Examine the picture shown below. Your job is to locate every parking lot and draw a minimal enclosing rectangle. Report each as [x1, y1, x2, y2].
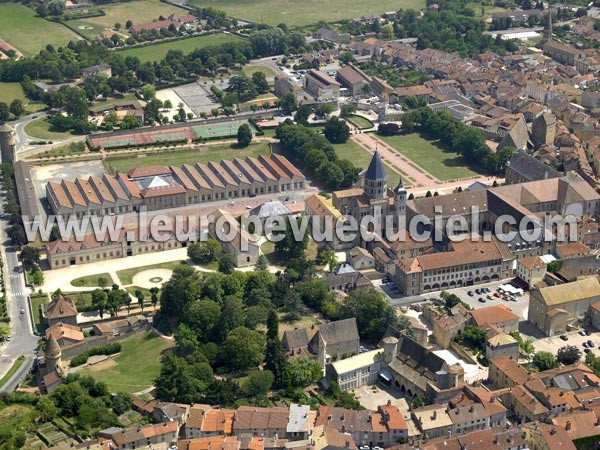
[380, 279, 531, 321]
[530, 329, 600, 356]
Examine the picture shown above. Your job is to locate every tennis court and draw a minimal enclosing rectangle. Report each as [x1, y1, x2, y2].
[102, 137, 136, 148]
[152, 132, 187, 142]
[191, 121, 257, 139]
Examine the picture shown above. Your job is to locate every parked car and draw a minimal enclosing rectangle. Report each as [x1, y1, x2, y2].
[484, 288, 491, 293]
[586, 330, 592, 336]
[475, 289, 482, 295]
[468, 291, 474, 297]
[588, 340, 595, 348]
[579, 330, 587, 336]
[583, 341, 589, 348]
[478, 298, 486, 303]
[494, 292, 501, 298]
[560, 335, 569, 341]
[486, 295, 493, 300]
[584, 348, 591, 354]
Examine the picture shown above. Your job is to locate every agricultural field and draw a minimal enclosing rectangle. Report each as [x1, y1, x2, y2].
[188, 0, 425, 26]
[334, 140, 402, 187]
[77, 331, 174, 393]
[79, 0, 188, 29]
[117, 33, 243, 63]
[378, 133, 480, 181]
[104, 141, 271, 174]
[0, 3, 81, 56]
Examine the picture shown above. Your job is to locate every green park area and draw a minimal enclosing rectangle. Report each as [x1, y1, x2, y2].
[24, 118, 75, 141]
[0, 3, 80, 56]
[378, 133, 480, 181]
[0, 82, 45, 112]
[333, 139, 402, 187]
[116, 261, 185, 285]
[104, 141, 271, 174]
[118, 33, 242, 63]
[82, 0, 188, 29]
[78, 332, 174, 393]
[71, 273, 113, 288]
[346, 115, 373, 130]
[189, 0, 424, 26]
[240, 65, 278, 78]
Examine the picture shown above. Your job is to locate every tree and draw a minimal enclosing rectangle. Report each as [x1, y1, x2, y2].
[243, 370, 274, 399]
[279, 93, 297, 115]
[218, 253, 236, 274]
[223, 327, 265, 371]
[264, 309, 286, 383]
[91, 289, 108, 318]
[324, 117, 350, 144]
[533, 351, 559, 371]
[47, 0, 65, 16]
[252, 71, 269, 94]
[150, 287, 159, 309]
[282, 356, 322, 388]
[457, 325, 485, 351]
[111, 392, 131, 415]
[339, 289, 396, 342]
[317, 103, 334, 118]
[557, 345, 581, 365]
[378, 122, 400, 136]
[317, 248, 337, 271]
[9, 99, 24, 118]
[0, 324, 9, 341]
[340, 104, 356, 117]
[0, 102, 10, 121]
[226, 74, 257, 102]
[411, 392, 425, 409]
[188, 239, 221, 264]
[381, 23, 394, 39]
[36, 397, 59, 422]
[547, 260, 563, 275]
[211, 107, 219, 118]
[125, 20, 133, 28]
[114, 22, 121, 30]
[163, 99, 173, 109]
[237, 123, 253, 148]
[21, 245, 40, 269]
[294, 104, 312, 125]
[134, 289, 145, 312]
[255, 255, 268, 271]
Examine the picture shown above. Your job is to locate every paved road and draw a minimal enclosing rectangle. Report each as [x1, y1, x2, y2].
[0, 196, 39, 392]
[8, 112, 48, 152]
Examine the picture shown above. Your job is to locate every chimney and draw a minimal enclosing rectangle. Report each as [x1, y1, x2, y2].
[432, 411, 437, 420]
[311, 325, 315, 330]
[560, 391, 564, 397]
[566, 421, 571, 431]
[469, 406, 474, 413]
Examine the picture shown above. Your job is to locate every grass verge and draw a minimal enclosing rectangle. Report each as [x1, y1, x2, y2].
[0, 357, 25, 389]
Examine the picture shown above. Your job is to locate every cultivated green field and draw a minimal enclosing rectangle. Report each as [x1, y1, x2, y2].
[189, 0, 425, 26]
[104, 141, 271, 174]
[81, 0, 188, 28]
[78, 332, 174, 393]
[117, 34, 242, 62]
[334, 139, 403, 187]
[0, 3, 81, 56]
[378, 133, 480, 181]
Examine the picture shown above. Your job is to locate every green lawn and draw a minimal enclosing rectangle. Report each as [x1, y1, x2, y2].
[116, 260, 186, 285]
[63, 19, 111, 41]
[0, 3, 81, 56]
[261, 238, 318, 266]
[334, 140, 402, 187]
[378, 133, 481, 181]
[78, 332, 174, 393]
[117, 34, 243, 63]
[104, 141, 271, 174]
[24, 118, 74, 141]
[346, 115, 373, 130]
[84, 0, 188, 28]
[71, 273, 112, 288]
[0, 82, 45, 112]
[189, 0, 424, 26]
[240, 65, 278, 78]
[30, 293, 48, 334]
[0, 357, 25, 389]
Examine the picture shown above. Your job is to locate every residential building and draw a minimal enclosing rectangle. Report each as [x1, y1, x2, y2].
[303, 70, 340, 100]
[335, 64, 371, 96]
[281, 318, 360, 369]
[44, 295, 78, 327]
[485, 330, 519, 361]
[347, 246, 375, 270]
[522, 422, 577, 450]
[505, 150, 561, 184]
[411, 405, 453, 439]
[209, 209, 260, 267]
[320, 264, 373, 293]
[489, 356, 531, 389]
[516, 256, 547, 288]
[184, 406, 234, 439]
[527, 277, 600, 336]
[470, 305, 519, 333]
[45, 323, 84, 347]
[430, 303, 470, 348]
[82, 64, 112, 80]
[232, 406, 289, 438]
[99, 422, 179, 450]
[327, 349, 385, 390]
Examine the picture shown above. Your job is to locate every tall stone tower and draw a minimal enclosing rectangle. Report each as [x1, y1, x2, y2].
[364, 150, 387, 200]
[543, 10, 552, 42]
[0, 123, 17, 163]
[394, 177, 407, 227]
[45, 335, 62, 374]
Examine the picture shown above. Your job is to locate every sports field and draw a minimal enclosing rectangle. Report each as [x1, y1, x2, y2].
[0, 3, 81, 56]
[333, 140, 403, 188]
[188, 0, 425, 26]
[118, 34, 243, 63]
[104, 141, 271, 173]
[378, 133, 480, 181]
